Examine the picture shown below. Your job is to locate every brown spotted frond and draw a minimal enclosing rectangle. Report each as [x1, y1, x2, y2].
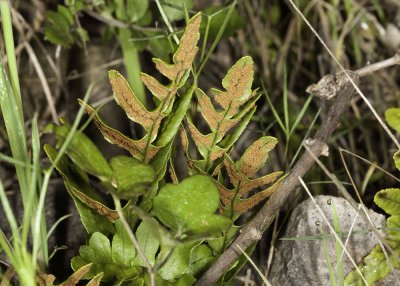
[213, 57, 255, 114]
[153, 13, 201, 85]
[141, 73, 176, 103]
[236, 137, 278, 177]
[82, 13, 201, 164]
[186, 56, 258, 172]
[81, 101, 159, 163]
[67, 184, 119, 221]
[218, 138, 283, 215]
[109, 70, 160, 133]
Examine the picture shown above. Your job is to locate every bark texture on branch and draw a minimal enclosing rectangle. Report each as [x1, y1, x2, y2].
[196, 73, 359, 286]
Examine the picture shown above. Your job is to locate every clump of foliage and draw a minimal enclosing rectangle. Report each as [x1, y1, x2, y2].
[44, 13, 283, 284]
[345, 107, 400, 285]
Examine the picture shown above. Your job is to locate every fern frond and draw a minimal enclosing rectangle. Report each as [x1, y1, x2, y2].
[82, 13, 202, 163]
[218, 137, 283, 215]
[186, 56, 257, 172]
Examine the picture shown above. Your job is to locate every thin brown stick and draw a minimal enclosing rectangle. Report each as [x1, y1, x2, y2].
[195, 73, 359, 286]
[355, 53, 400, 77]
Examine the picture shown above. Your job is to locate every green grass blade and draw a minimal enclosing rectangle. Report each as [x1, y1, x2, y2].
[28, 115, 48, 265]
[0, 180, 19, 246]
[283, 64, 289, 135]
[118, 29, 146, 105]
[288, 108, 321, 169]
[0, 153, 31, 168]
[320, 225, 337, 286]
[0, 1, 22, 116]
[331, 203, 344, 286]
[32, 84, 94, 264]
[263, 84, 286, 133]
[0, 63, 29, 198]
[288, 94, 313, 139]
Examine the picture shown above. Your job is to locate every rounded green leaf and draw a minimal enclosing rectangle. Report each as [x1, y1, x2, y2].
[187, 244, 214, 276]
[112, 220, 136, 266]
[156, 242, 196, 281]
[86, 232, 112, 263]
[385, 108, 400, 133]
[135, 220, 160, 266]
[374, 188, 400, 215]
[110, 156, 155, 197]
[152, 175, 231, 235]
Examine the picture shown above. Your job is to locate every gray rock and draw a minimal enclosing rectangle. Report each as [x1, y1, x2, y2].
[269, 195, 398, 285]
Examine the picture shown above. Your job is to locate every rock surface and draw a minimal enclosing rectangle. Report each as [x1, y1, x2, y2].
[269, 195, 399, 285]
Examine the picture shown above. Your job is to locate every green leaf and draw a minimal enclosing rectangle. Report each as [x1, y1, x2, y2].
[152, 175, 231, 235]
[156, 84, 195, 147]
[127, 0, 149, 22]
[114, 0, 127, 20]
[221, 242, 258, 284]
[207, 225, 240, 254]
[76, 27, 89, 43]
[72, 231, 141, 281]
[71, 194, 115, 235]
[344, 239, 400, 286]
[219, 105, 256, 150]
[46, 123, 112, 181]
[65, 0, 84, 13]
[200, 6, 245, 39]
[45, 7, 75, 47]
[145, 32, 173, 60]
[175, 274, 197, 285]
[156, 241, 197, 281]
[134, 219, 161, 267]
[140, 140, 175, 211]
[385, 108, 400, 133]
[161, 0, 193, 21]
[44, 144, 119, 224]
[187, 244, 215, 276]
[374, 188, 400, 215]
[83, 232, 112, 264]
[112, 220, 136, 266]
[387, 215, 400, 240]
[110, 156, 155, 197]
[57, 5, 74, 25]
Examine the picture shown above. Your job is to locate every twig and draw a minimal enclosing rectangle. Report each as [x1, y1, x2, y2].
[196, 72, 359, 286]
[84, 10, 161, 32]
[354, 53, 400, 77]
